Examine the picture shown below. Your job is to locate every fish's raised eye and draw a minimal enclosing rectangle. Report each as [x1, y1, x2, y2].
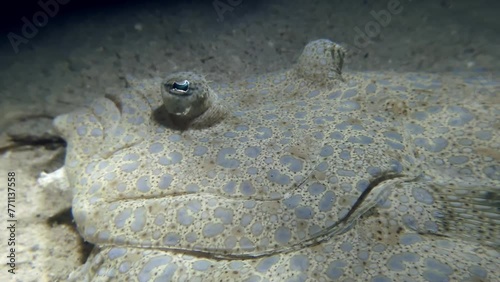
[170, 80, 190, 94]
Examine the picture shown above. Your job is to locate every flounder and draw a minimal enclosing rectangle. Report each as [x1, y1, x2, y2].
[54, 39, 499, 281]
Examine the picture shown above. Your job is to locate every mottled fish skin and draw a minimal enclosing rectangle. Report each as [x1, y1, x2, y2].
[54, 39, 500, 281]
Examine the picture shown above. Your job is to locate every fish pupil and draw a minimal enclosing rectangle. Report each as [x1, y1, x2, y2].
[172, 80, 190, 92]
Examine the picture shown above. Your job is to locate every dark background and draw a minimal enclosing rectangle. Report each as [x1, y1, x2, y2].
[0, 0, 151, 31]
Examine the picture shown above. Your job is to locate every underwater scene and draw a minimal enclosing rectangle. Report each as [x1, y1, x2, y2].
[0, 0, 498, 281]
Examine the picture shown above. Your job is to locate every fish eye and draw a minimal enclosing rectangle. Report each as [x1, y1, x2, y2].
[169, 80, 190, 95]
